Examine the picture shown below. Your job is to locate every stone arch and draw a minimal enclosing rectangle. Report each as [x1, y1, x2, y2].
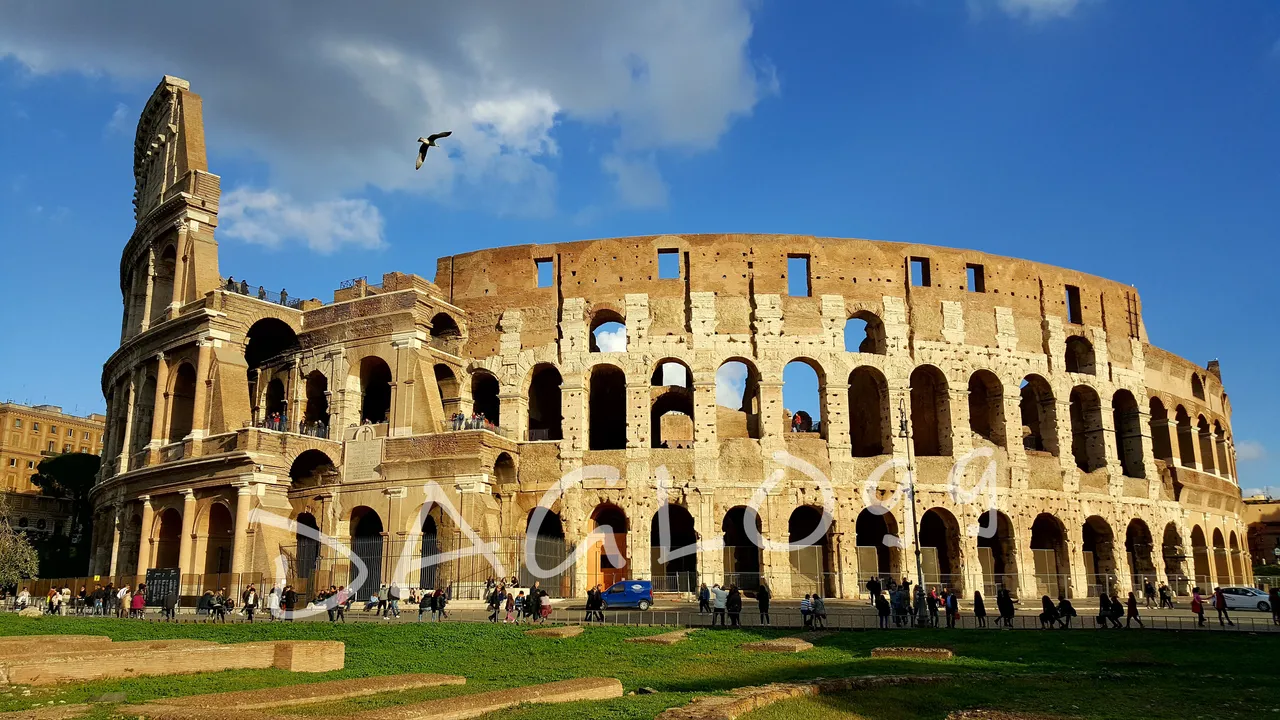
[418, 509, 444, 590]
[434, 364, 461, 417]
[589, 364, 627, 450]
[1125, 519, 1156, 591]
[1229, 531, 1243, 584]
[1112, 390, 1144, 478]
[527, 363, 563, 441]
[201, 502, 234, 575]
[788, 505, 836, 597]
[1065, 335, 1096, 375]
[1019, 374, 1059, 455]
[1190, 525, 1210, 589]
[263, 376, 286, 421]
[1213, 421, 1230, 480]
[909, 364, 951, 456]
[303, 371, 329, 433]
[1174, 406, 1196, 467]
[844, 310, 886, 354]
[523, 507, 571, 595]
[716, 358, 761, 440]
[651, 359, 693, 449]
[153, 507, 182, 569]
[976, 510, 1018, 596]
[1191, 373, 1205, 400]
[1161, 522, 1188, 594]
[289, 448, 338, 489]
[588, 503, 629, 589]
[919, 507, 964, 592]
[783, 357, 826, 438]
[1197, 415, 1216, 474]
[848, 366, 891, 457]
[1082, 515, 1118, 596]
[358, 356, 393, 425]
[149, 243, 176, 324]
[1211, 527, 1228, 584]
[967, 369, 1005, 448]
[349, 506, 384, 600]
[494, 452, 516, 485]
[1148, 397, 1173, 461]
[244, 318, 300, 371]
[1030, 513, 1071, 598]
[651, 504, 697, 592]
[854, 508, 901, 582]
[1069, 385, 1105, 472]
[471, 370, 500, 428]
[723, 506, 763, 589]
[428, 312, 463, 354]
[589, 308, 627, 353]
[132, 373, 157, 454]
[168, 362, 197, 442]
[295, 512, 320, 580]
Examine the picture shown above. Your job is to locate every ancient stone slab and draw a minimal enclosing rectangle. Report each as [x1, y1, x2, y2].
[271, 641, 345, 673]
[656, 675, 944, 720]
[0, 636, 113, 657]
[871, 647, 954, 661]
[524, 625, 583, 639]
[341, 677, 623, 720]
[740, 637, 813, 653]
[625, 629, 694, 646]
[146, 673, 464, 710]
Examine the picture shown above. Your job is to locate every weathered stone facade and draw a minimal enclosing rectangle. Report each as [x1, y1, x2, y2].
[89, 76, 1250, 602]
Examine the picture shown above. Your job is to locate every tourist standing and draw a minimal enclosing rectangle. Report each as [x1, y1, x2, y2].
[973, 591, 987, 628]
[757, 582, 772, 626]
[726, 585, 742, 628]
[267, 586, 281, 621]
[800, 594, 813, 628]
[875, 592, 890, 629]
[162, 587, 178, 621]
[1125, 592, 1144, 628]
[242, 584, 258, 622]
[698, 583, 711, 614]
[1191, 588, 1206, 627]
[709, 584, 728, 627]
[1039, 595, 1058, 629]
[1143, 580, 1156, 609]
[812, 594, 827, 629]
[927, 589, 940, 628]
[1213, 587, 1233, 627]
[945, 589, 959, 629]
[131, 584, 146, 618]
[505, 592, 515, 623]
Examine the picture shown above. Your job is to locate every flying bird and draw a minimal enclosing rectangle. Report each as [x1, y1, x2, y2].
[415, 131, 452, 170]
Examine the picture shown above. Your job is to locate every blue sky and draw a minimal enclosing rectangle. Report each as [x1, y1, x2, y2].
[0, 0, 1276, 490]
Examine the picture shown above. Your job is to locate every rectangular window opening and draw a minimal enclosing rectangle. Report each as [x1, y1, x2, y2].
[787, 255, 811, 297]
[1065, 285, 1083, 324]
[657, 249, 681, 280]
[535, 257, 554, 289]
[909, 257, 932, 287]
[966, 264, 986, 293]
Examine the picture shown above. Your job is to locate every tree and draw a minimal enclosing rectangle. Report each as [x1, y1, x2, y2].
[30, 452, 100, 576]
[0, 494, 39, 587]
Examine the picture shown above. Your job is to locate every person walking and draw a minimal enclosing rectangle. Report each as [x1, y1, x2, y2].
[526, 583, 542, 623]
[1143, 580, 1157, 609]
[335, 586, 348, 622]
[973, 590, 987, 628]
[698, 583, 711, 614]
[757, 582, 772, 625]
[866, 576, 881, 607]
[242, 584, 258, 623]
[1097, 593, 1112, 628]
[283, 585, 298, 620]
[131, 585, 146, 618]
[1107, 593, 1124, 628]
[926, 589, 940, 628]
[1268, 588, 1280, 626]
[1125, 591, 1144, 628]
[812, 594, 827, 629]
[505, 592, 516, 623]
[1213, 587, 1233, 627]
[1191, 588, 1206, 627]
[418, 589, 432, 622]
[726, 585, 742, 628]
[513, 590, 526, 623]
[875, 591, 891, 629]
[1159, 583, 1175, 609]
[945, 589, 959, 629]
[709, 584, 728, 627]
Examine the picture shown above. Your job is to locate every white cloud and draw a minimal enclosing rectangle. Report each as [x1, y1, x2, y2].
[970, 0, 1087, 22]
[593, 324, 627, 352]
[103, 102, 129, 135]
[1237, 441, 1267, 462]
[602, 153, 669, 208]
[660, 363, 687, 387]
[220, 188, 385, 254]
[0, 1, 773, 242]
[716, 363, 747, 408]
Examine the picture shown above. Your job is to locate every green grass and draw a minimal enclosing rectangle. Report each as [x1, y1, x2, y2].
[0, 615, 1274, 719]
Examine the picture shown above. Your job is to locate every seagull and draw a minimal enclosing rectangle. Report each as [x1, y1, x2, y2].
[416, 131, 452, 170]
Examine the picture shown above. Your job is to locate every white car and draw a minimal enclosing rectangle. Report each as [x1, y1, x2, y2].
[1214, 586, 1272, 612]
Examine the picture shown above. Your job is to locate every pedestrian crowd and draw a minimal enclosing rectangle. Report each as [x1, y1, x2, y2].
[448, 412, 498, 432]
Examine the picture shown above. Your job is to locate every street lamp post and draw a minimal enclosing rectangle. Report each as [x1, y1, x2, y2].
[897, 397, 928, 626]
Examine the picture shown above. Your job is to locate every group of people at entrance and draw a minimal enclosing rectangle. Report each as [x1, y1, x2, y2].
[695, 582, 827, 628]
[867, 577, 964, 629]
[487, 578, 550, 624]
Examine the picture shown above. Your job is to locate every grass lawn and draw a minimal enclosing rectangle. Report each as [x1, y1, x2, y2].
[0, 614, 1274, 719]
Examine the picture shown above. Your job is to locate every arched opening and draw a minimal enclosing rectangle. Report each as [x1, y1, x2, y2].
[1161, 523, 1188, 595]
[119, 513, 142, 576]
[723, 506, 763, 589]
[349, 507, 384, 601]
[303, 371, 329, 436]
[1197, 416, 1216, 475]
[1019, 375, 1058, 455]
[589, 310, 627, 353]
[289, 449, 337, 489]
[854, 508, 901, 584]
[1148, 397, 1172, 461]
[919, 507, 964, 592]
[783, 359, 825, 438]
[1065, 336, 1096, 375]
[419, 514, 441, 590]
[1190, 525, 1210, 590]
[154, 508, 182, 570]
[1069, 385, 1105, 472]
[1175, 406, 1196, 467]
[1082, 516, 1118, 597]
[471, 372, 500, 429]
[844, 311, 886, 354]
[651, 360, 694, 449]
[202, 503, 233, 575]
[132, 374, 156, 454]
[527, 364, 563, 441]
[494, 453, 516, 485]
[588, 503, 629, 590]
[434, 364, 461, 418]
[1229, 531, 1243, 584]
[1214, 422, 1230, 480]
[1030, 513, 1071, 598]
[977, 511, 1018, 597]
[848, 366, 891, 457]
[244, 318, 300, 370]
[168, 363, 197, 442]
[1112, 390, 1145, 478]
[523, 508, 571, 595]
[295, 513, 320, 581]
[1191, 373, 1205, 400]
[716, 359, 761, 439]
[589, 365, 627, 450]
[967, 370, 1006, 447]
[428, 312, 462, 353]
[788, 506, 836, 597]
[359, 356, 393, 425]
[651, 504, 698, 592]
[1125, 519, 1156, 592]
[149, 244, 176, 325]
[1211, 528, 1229, 585]
[909, 365, 951, 456]
[263, 377, 286, 429]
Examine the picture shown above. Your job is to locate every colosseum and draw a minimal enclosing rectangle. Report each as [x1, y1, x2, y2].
[87, 76, 1252, 604]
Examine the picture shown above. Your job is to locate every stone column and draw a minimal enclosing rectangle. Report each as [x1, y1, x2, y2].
[135, 496, 154, 574]
[108, 505, 124, 576]
[824, 382, 851, 455]
[177, 489, 197, 578]
[626, 380, 649, 449]
[149, 353, 170, 446]
[188, 340, 214, 440]
[230, 483, 253, 576]
[139, 247, 156, 330]
[116, 375, 138, 474]
[949, 385, 973, 456]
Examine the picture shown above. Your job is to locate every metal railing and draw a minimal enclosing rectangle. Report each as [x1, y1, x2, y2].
[221, 278, 304, 309]
[441, 414, 504, 434]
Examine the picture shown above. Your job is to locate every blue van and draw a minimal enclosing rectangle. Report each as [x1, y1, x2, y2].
[600, 579, 653, 611]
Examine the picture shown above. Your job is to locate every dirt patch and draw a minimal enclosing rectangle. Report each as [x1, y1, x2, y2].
[524, 625, 583, 639]
[740, 637, 813, 653]
[0, 705, 91, 720]
[626, 629, 695, 646]
[871, 647, 954, 661]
